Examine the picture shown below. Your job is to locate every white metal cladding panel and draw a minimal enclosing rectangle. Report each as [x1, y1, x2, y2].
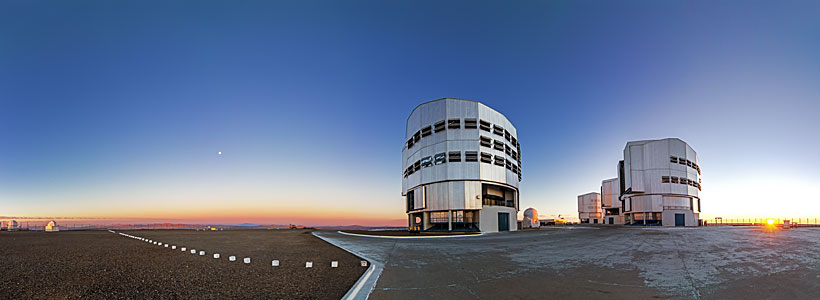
[629, 145, 645, 192]
[623, 149, 632, 191]
[465, 181, 482, 209]
[663, 196, 690, 209]
[424, 182, 448, 211]
[670, 169, 689, 195]
[643, 169, 665, 195]
[477, 104, 517, 138]
[480, 162, 506, 185]
[413, 187, 425, 209]
[446, 140, 481, 180]
[629, 195, 662, 212]
[602, 178, 620, 207]
[577, 193, 602, 213]
[446, 100, 480, 141]
[642, 139, 669, 170]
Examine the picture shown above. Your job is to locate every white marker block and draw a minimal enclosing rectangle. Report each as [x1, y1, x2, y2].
[149, 240, 152, 243]
[361, 261, 368, 267]
[191, 249, 196, 254]
[181, 247, 186, 252]
[331, 261, 338, 268]
[272, 260, 279, 267]
[199, 251, 205, 256]
[243, 258, 251, 264]
[306, 262, 313, 268]
[172, 246, 177, 249]
[164, 244, 169, 247]
[213, 253, 220, 259]
[229, 256, 236, 261]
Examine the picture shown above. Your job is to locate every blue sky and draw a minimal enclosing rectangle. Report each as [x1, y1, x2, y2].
[2, 0, 819, 224]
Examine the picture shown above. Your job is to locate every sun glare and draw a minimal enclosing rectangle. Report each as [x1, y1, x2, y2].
[766, 218, 775, 225]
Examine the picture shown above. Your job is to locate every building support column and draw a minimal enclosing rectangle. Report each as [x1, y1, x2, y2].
[448, 210, 453, 231]
[643, 212, 647, 225]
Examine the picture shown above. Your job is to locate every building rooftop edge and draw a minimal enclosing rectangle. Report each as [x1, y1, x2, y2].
[405, 98, 513, 128]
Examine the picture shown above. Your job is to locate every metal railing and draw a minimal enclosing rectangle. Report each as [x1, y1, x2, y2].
[705, 218, 820, 227]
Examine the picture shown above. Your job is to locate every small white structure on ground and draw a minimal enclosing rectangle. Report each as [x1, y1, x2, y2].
[45, 220, 60, 232]
[522, 208, 540, 228]
[7, 220, 19, 231]
[577, 192, 603, 224]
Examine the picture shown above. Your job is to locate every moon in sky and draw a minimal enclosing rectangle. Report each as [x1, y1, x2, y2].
[218, 151, 222, 155]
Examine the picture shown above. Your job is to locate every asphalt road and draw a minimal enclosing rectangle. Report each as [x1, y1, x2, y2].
[316, 226, 820, 299]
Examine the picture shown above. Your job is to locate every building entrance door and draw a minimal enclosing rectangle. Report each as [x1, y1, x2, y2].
[609, 217, 614, 224]
[498, 213, 509, 231]
[675, 213, 685, 226]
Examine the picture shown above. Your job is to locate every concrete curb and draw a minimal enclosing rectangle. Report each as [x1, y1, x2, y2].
[312, 232, 383, 300]
[337, 230, 486, 239]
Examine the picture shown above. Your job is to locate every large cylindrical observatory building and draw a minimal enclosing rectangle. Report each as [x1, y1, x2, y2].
[619, 138, 702, 226]
[402, 98, 521, 232]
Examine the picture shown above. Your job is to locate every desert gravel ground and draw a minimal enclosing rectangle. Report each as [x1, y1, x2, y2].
[340, 230, 480, 236]
[317, 226, 820, 299]
[0, 229, 366, 300]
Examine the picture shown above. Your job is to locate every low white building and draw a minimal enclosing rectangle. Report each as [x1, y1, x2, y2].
[577, 192, 603, 224]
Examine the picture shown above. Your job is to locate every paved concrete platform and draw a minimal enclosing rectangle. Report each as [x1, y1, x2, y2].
[316, 226, 820, 299]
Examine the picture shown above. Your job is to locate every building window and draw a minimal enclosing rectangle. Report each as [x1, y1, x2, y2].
[670, 156, 678, 163]
[480, 152, 492, 163]
[434, 152, 446, 165]
[448, 119, 460, 129]
[413, 160, 420, 171]
[505, 159, 512, 170]
[493, 125, 504, 136]
[449, 151, 462, 162]
[413, 131, 421, 142]
[430, 211, 449, 224]
[434, 121, 446, 133]
[511, 150, 517, 160]
[421, 125, 432, 137]
[671, 176, 679, 184]
[504, 144, 511, 155]
[504, 130, 511, 142]
[464, 118, 477, 129]
[662, 176, 670, 183]
[465, 151, 479, 162]
[678, 158, 686, 165]
[421, 156, 432, 168]
[407, 138, 414, 149]
[494, 140, 504, 151]
[686, 160, 693, 168]
[511, 137, 517, 147]
[494, 155, 505, 166]
[479, 120, 491, 132]
[480, 136, 492, 148]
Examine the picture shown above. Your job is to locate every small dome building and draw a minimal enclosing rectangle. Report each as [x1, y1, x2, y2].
[45, 220, 59, 232]
[7, 220, 19, 231]
[522, 208, 539, 229]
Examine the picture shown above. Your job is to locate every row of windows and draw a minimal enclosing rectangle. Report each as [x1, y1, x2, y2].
[661, 176, 702, 190]
[480, 136, 520, 161]
[670, 156, 701, 174]
[429, 211, 477, 224]
[407, 118, 520, 152]
[404, 151, 522, 179]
